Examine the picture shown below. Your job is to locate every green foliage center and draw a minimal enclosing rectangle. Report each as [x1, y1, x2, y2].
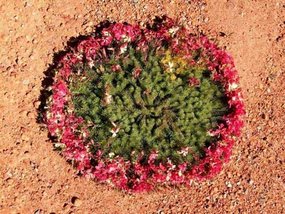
[70, 47, 228, 164]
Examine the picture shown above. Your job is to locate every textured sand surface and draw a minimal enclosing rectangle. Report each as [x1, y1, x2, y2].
[0, 0, 284, 213]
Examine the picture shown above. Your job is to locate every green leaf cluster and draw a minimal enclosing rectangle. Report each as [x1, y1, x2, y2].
[70, 46, 228, 164]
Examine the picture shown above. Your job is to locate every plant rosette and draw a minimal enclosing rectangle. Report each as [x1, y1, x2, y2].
[42, 16, 245, 192]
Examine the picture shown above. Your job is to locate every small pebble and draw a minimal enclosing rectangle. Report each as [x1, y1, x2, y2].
[71, 196, 82, 206]
[23, 79, 30, 85]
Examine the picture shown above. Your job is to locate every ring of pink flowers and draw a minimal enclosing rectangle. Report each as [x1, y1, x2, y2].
[46, 18, 245, 192]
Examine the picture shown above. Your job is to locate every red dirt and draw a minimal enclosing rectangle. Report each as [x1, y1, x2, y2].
[0, 0, 284, 213]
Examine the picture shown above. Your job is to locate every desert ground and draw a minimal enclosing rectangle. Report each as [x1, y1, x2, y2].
[0, 0, 284, 213]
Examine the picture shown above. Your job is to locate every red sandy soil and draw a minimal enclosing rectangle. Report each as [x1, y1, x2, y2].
[0, 0, 284, 213]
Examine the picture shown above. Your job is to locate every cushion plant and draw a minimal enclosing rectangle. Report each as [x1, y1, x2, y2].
[41, 16, 245, 192]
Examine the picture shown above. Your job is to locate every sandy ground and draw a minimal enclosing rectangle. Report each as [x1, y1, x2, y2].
[0, 0, 284, 213]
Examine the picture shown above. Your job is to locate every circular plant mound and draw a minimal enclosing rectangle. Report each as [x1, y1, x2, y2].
[42, 16, 245, 192]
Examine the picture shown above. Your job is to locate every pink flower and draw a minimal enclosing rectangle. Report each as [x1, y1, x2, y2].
[133, 67, 142, 79]
[188, 77, 200, 87]
[77, 37, 100, 60]
[111, 64, 121, 72]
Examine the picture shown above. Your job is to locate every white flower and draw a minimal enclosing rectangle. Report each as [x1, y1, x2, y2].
[110, 122, 120, 137]
[228, 83, 238, 91]
[169, 26, 180, 37]
[177, 147, 189, 156]
[207, 130, 216, 137]
[120, 44, 128, 54]
[104, 93, 112, 104]
[103, 31, 111, 36]
[108, 152, 115, 158]
[122, 35, 131, 43]
[88, 61, 95, 68]
[167, 61, 175, 73]
[54, 143, 66, 149]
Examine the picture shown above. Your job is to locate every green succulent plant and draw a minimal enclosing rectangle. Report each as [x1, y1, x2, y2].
[70, 46, 228, 165]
